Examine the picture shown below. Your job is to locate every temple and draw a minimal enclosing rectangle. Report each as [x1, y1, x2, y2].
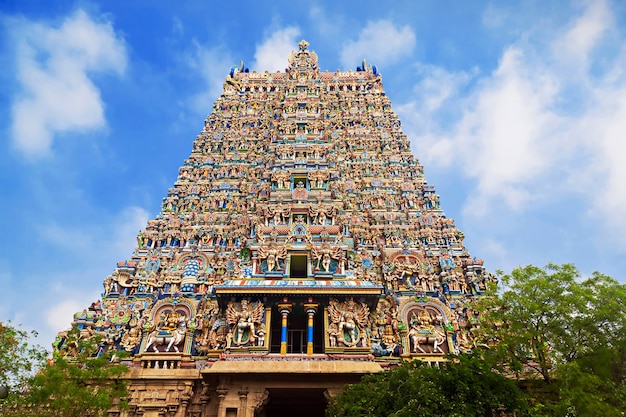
[58, 40, 493, 417]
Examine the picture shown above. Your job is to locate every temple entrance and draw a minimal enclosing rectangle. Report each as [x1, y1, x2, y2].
[288, 327, 307, 354]
[259, 388, 326, 417]
[269, 304, 324, 354]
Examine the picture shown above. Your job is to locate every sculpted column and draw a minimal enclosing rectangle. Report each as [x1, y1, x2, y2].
[303, 297, 319, 355]
[237, 387, 248, 417]
[276, 298, 294, 355]
[216, 386, 229, 417]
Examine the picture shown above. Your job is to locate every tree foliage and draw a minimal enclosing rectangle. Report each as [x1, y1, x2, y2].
[476, 263, 626, 416]
[326, 354, 529, 417]
[327, 264, 626, 417]
[0, 321, 48, 392]
[0, 323, 128, 417]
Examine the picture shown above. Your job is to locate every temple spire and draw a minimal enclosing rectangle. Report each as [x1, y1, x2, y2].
[57, 40, 492, 416]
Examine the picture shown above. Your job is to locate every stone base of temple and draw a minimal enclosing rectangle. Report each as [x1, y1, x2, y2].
[121, 357, 383, 417]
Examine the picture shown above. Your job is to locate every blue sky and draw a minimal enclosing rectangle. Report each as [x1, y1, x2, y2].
[2, 0, 626, 348]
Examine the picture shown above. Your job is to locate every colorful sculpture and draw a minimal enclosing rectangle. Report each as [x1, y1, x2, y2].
[59, 39, 492, 371]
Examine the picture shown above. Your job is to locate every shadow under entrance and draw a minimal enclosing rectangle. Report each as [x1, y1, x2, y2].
[259, 388, 327, 417]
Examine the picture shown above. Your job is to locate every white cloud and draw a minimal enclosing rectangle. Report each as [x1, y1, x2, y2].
[308, 7, 339, 39]
[397, 63, 474, 129]
[471, 237, 510, 272]
[399, 0, 626, 221]
[553, 0, 612, 69]
[584, 69, 626, 242]
[112, 206, 151, 255]
[482, 4, 508, 29]
[39, 222, 95, 251]
[396, 64, 474, 165]
[188, 26, 301, 114]
[37, 205, 149, 259]
[46, 299, 87, 334]
[455, 47, 564, 214]
[186, 41, 234, 115]
[13, 206, 149, 347]
[15, 277, 104, 350]
[340, 20, 416, 70]
[253, 26, 301, 72]
[8, 10, 127, 159]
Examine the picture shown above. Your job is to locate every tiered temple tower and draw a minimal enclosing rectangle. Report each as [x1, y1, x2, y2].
[58, 40, 494, 417]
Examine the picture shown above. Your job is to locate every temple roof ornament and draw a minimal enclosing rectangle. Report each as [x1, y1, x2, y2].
[287, 39, 319, 76]
[297, 39, 309, 51]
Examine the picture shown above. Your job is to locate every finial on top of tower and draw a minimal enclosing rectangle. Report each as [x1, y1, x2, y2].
[287, 40, 318, 76]
[297, 39, 310, 51]
[357, 58, 367, 72]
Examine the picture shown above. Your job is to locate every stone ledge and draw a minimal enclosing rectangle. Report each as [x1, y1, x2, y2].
[129, 368, 202, 379]
[203, 359, 383, 374]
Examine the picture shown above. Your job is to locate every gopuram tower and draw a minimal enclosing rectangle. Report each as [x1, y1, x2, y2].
[59, 40, 494, 417]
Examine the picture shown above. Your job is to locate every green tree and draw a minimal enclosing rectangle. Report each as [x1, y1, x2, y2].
[326, 354, 529, 417]
[0, 323, 129, 417]
[477, 264, 626, 416]
[0, 321, 48, 394]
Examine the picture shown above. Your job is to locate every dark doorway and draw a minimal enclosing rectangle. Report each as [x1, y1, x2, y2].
[290, 255, 308, 278]
[260, 388, 326, 417]
[288, 328, 306, 354]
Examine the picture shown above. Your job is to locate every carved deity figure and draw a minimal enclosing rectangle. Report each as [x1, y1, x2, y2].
[276, 145, 294, 160]
[272, 170, 291, 189]
[144, 310, 188, 353]
[308, 170, 329, 189]
[407, 307, 447, 354]
[327, 323, 339, 347]
[121, 326, 142, 352]
[271, 203, 289, 225]
[225, 299, 265, 345]
[292, 181, 308, 201]
[255, 323, 266, 347]
[309, 204, 336, 225]
[372, 296, 399, 345]
[257, 242, 287, 273]
[396, 256, 418, 283]
[327, 298, 370, 347]
[312, 243, 342, 273]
